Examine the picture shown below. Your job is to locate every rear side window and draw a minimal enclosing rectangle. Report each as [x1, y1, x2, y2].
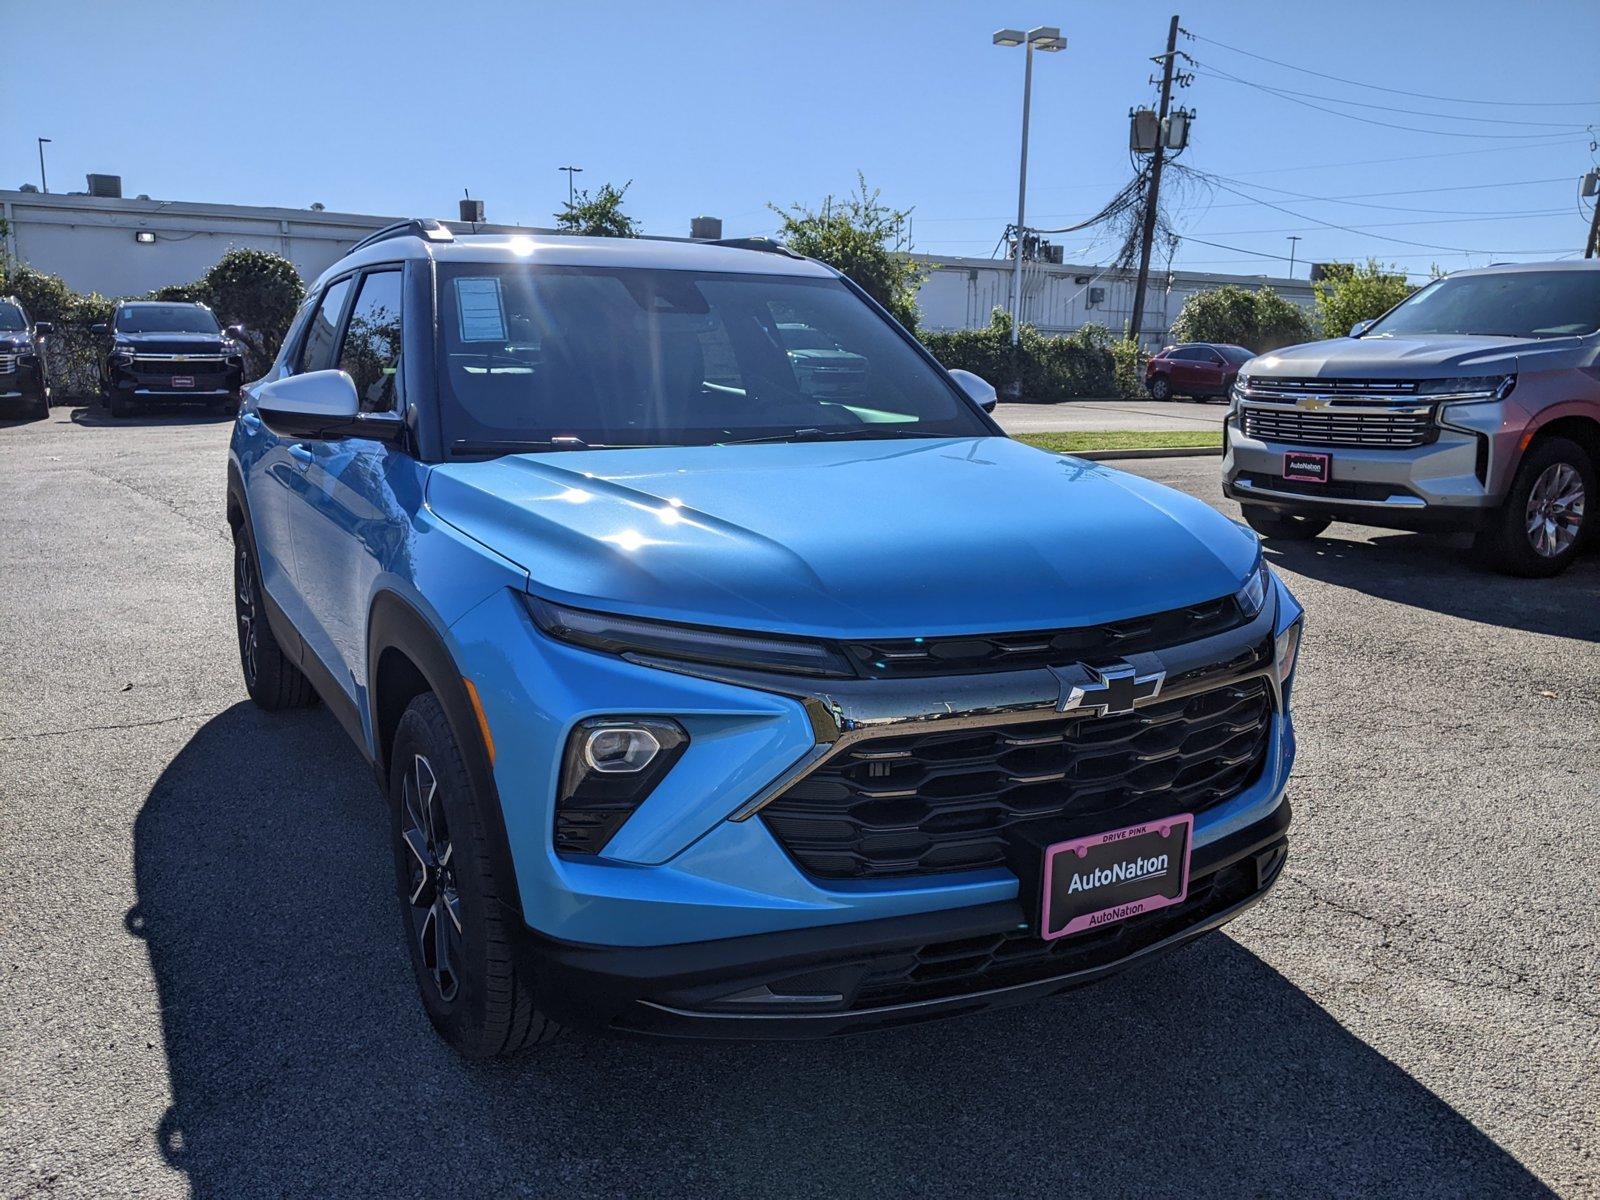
[337, 271, 403, 412]
[299, 278, 353, 373]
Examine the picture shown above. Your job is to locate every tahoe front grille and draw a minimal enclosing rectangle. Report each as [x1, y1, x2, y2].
[760, 678, 1273, 880]
[1242, 407, 1432, 449]
[0, 354, 16, 374]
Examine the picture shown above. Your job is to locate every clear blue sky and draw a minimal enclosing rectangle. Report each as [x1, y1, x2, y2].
[6, 0, 1598, 281]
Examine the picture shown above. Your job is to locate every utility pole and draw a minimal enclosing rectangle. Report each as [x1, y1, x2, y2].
[1127, 14, 1179, 349]
[1286, 235, 1302, 277]
[1584, 171, 1600, 258]
[558, 165, 582, 210]
[37, 138, 51, 194]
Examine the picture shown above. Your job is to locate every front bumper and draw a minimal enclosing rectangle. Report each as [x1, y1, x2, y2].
[526, 802, 1289, 1037]
[0, 356, 46, 400]
[1223, 409, 1498, 533]
[108, 358, 242, 400]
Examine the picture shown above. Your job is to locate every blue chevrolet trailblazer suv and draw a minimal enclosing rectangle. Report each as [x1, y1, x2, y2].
[227, 220, 1305, 1056]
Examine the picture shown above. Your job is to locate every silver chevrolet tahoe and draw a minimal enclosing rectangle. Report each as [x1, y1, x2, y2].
[1222, 261, 1598, 577]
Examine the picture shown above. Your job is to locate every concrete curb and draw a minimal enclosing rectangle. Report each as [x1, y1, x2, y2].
[1073, 445, 1224, 462]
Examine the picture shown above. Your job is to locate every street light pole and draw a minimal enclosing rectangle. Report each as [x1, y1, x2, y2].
[994, 27, 1066, 349]
[1286, 235, 1301, 277]
[37, 138, 51, 194]
[558, 165, 582, 210]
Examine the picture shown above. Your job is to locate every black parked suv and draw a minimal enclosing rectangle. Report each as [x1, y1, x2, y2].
[94, 301, 246, 417]
[0, 296, 52, 419]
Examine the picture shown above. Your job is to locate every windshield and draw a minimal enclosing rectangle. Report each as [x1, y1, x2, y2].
[1367, 270, 1600, 340]
[114, 305, 220, 335]
[1218, 345, 1254, 363]
[435, 264, 990, 452]
[0, 304, 26, 332]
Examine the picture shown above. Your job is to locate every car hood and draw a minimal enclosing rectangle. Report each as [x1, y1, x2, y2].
[425, 437, 1259, 639]
[1249, 333, 1591, 378]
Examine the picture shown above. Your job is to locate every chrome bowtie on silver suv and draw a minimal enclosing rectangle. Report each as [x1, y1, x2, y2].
[1222, 261, 1600, 577]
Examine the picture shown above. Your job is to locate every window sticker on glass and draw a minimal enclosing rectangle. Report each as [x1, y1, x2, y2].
[455, 277, 508, 342]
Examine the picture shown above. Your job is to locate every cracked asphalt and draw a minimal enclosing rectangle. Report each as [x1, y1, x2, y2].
[2, 405, 1596, 1198]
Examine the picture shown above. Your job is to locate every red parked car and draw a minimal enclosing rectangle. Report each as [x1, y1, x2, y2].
[1145, 342, 1254, 402]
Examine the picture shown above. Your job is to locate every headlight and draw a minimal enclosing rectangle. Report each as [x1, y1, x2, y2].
[525, 595, 855, 678]
[1234, 557, 1270, 618]
[1275, 618, 1303, 684]
[1415, 374, 1514, 401]
[112, 344, 136, 362]
[557, 717, 688, 855]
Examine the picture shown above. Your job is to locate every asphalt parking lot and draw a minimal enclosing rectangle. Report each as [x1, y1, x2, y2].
[2, 404, 1596, 1199]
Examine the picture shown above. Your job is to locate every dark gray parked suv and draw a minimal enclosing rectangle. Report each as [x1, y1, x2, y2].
[1223, 262, 1599, 576]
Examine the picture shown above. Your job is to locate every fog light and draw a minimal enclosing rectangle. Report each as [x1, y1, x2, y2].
[583, 725, 662, 774]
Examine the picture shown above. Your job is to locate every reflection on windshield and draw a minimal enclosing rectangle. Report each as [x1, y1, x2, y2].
[114, 305, 221, 335]
[1369, 270, 1600, 340]
[0, 306, 26, 332]
[435, 264, 990, 452]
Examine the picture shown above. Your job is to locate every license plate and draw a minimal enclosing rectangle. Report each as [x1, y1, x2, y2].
[1283, 451, 1329, 483]
[1040, 814, 1193, 940]
[171, 375, 195, 388]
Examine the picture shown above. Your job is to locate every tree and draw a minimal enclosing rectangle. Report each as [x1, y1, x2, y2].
[769, 174, 924, 331]
[555, 181, 640, 238]
[1169, 284, 1313, 352]
[1313, 259, 1415, 337]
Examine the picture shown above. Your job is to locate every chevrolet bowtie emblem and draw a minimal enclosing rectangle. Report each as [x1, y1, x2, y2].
[1297, 396, 1330, 411]
[1051, 660, 1166, 717]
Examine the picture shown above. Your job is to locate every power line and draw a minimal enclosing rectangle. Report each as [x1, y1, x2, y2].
[1197, 209, 1571, 236]
[1173, 165, 1564, 253]
[1184, 31, 1600, 108]
[1195, 173, 1572, 215]
[1190, 60, 1593, 140]
[1188, 60, 1589, 128]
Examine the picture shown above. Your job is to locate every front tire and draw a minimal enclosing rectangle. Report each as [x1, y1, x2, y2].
[1242, 506, 1332, 541]
[1472, 436, 1593, 577]
[389, 693, 560, 1059]
[233, 527, 315, 709]
[1147, 374, 1172, 402]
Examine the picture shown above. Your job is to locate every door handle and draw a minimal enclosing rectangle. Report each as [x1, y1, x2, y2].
[288, 444, 314, 467]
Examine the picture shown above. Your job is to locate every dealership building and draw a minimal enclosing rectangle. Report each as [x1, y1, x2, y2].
[1, 184, 1314, 346]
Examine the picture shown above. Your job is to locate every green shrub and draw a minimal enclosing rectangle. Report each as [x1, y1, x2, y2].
[920, 309, 1131, 402]
[1169, 284, 1313, 353]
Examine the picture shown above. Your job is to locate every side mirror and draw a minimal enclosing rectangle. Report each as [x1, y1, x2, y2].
[948, 368, 998, 414]
[255, 369, 403, 442]
[90, 323, 109, 337]
[33, 321, 53, 337]
[1349, 319, 1374, 338]
[225, 324, 247, 341]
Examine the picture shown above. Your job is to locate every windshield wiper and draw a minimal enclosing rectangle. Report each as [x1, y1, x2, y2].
[449, 437, 626, 457]
[717, 427, 941, 447]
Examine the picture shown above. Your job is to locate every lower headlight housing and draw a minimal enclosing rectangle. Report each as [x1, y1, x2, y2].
[555, 717, 688, 855]
[1275, 617, 1303, 690]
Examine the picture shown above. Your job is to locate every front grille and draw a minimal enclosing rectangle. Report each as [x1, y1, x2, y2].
[0, 354, 15, 374]
[1244, 377, 1420, 398]
[761, 677, 1274, 880]
[132, 356, 228, 372]
[843, 595, 1246, 678]
[1243, 406, 1432, 449]
[851, 853, 1272, 1009]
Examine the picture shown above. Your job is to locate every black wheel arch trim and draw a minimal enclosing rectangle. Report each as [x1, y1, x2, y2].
[367, 589, 525, 920]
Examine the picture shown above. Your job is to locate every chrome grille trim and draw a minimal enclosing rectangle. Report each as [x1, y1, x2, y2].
[1241, 407, 1433, 449]
[0, 354, 16, 374]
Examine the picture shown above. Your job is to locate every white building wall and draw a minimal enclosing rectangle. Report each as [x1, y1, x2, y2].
[0, 191, 544, 297]
[913, 255, 1316, 348]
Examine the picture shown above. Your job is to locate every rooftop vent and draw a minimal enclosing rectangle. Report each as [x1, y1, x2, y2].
[690, 215, 723, 240]
[86, 174, 123, 198]
[460, 198, 485, 223]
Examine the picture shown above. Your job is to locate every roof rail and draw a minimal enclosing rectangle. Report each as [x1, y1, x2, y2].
[348, 218, 455, 256]
[709, 236, 805, 260]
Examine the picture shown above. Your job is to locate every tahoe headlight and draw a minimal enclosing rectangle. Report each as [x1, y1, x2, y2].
[524, 595, 855, 678]
[112, 344, 137, 363]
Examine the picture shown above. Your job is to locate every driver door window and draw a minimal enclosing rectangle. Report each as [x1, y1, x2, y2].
[337, 270, 404, 412]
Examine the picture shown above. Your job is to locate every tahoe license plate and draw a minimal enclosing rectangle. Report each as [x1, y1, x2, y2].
[1040, 814, 1193, 940]
[1283, 450, 1329, 483]
[170, 375, 195, 388]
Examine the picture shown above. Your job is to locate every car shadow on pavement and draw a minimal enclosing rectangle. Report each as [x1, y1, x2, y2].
[1262, 530, 1600, 643]
[69, 404, 235, 429]
[131, 704, 1555, 1199]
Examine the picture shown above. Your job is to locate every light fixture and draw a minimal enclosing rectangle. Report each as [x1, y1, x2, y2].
[134, 231, 156, 244]
[992, 28, 1025, 46]
[1027, 26, 1067, 51]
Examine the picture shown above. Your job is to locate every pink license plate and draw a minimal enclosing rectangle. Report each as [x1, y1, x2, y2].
[171, 375, 194, 388]
[1040, 814, 1193, 940]
[1283, 451, 1329, 483]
